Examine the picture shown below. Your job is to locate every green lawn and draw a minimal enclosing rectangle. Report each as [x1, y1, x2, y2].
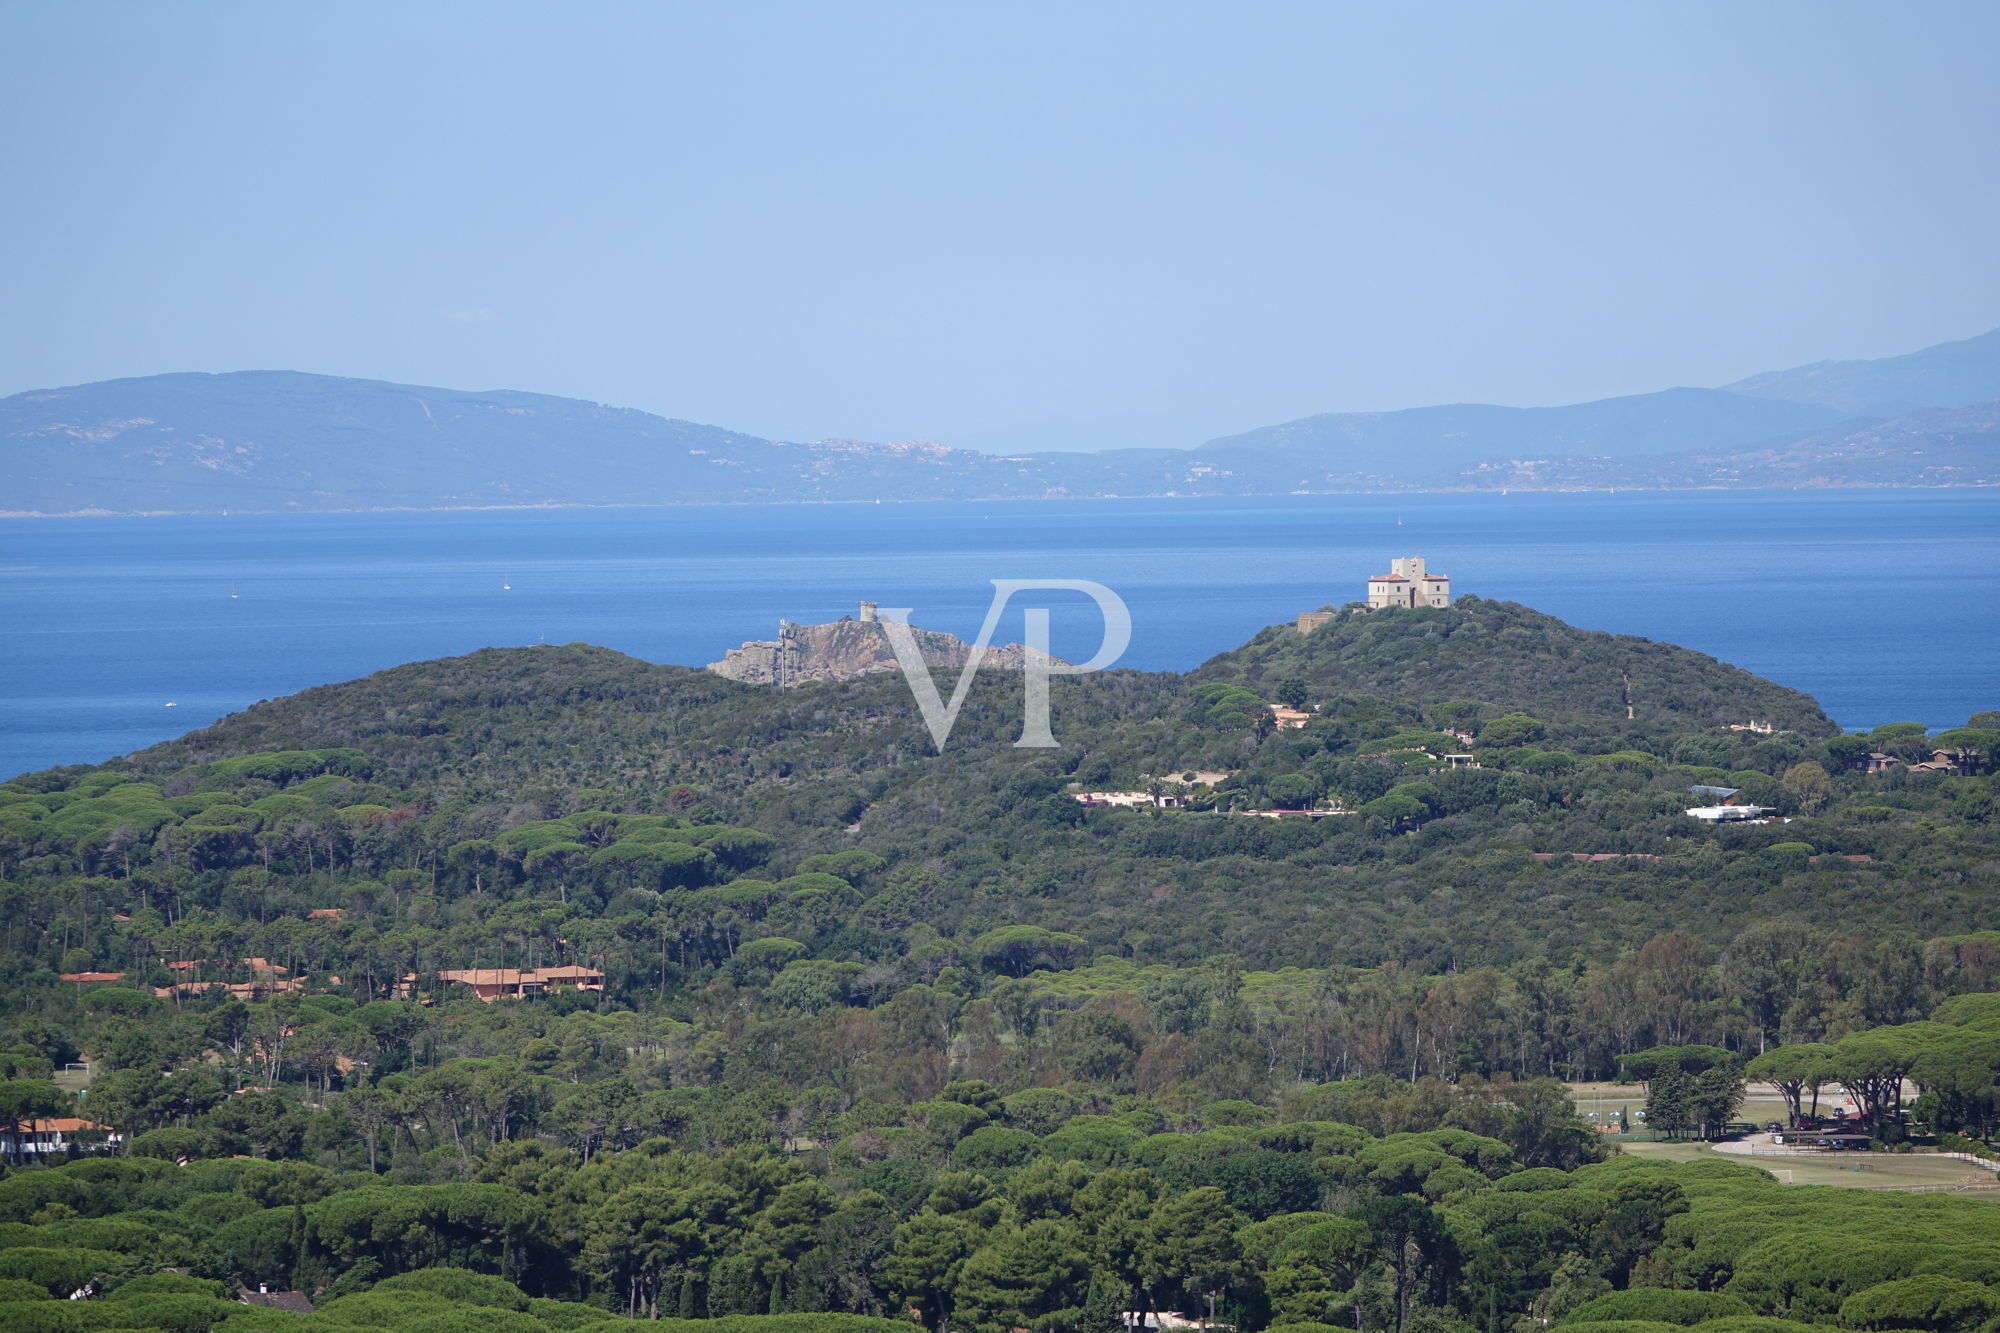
[1615, 1139, 2000, 1194]
[1565, 1081, 1853, 1134]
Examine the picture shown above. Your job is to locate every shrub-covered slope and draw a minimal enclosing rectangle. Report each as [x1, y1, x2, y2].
[1193, 598, 1837, 745]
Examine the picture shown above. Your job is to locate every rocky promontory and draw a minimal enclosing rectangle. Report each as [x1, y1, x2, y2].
[706, 604, 1055, 688]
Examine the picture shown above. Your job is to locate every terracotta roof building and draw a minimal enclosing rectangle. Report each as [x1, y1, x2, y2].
[1, 1117, 120, 1161]
[436, 966, 606, 1002]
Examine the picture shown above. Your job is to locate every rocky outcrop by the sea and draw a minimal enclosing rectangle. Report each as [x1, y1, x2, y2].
[706, 609, 1054, 688]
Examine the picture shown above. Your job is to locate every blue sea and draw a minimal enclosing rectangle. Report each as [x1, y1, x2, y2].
[2, 491, 1996, 780]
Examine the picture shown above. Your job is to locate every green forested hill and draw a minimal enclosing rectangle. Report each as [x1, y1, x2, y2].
[124, 598, 1834, 797]
[8, 601, 1987, 981]
[123, 644, 756, 791]
[1193, 599, 1837, 743]
[1, 606, 1997, 1331]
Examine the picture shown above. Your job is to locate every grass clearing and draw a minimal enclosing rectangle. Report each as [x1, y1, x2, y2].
[1615, 1139, 2000, 1194]
[1564, 1080, 1861, 1133]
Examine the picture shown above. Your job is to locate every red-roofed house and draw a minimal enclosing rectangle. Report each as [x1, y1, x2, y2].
[529, 965, 607, 993]
[1, 1117, 120, 1161]
[436, 966, 607, 1002]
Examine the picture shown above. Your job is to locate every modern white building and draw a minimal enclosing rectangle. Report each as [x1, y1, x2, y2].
[1685, 804, 1776, 823]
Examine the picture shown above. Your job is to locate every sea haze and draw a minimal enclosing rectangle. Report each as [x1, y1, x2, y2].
[1, 489, 1994, 779]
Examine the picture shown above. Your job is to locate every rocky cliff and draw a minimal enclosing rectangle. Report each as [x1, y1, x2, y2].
[706, 615, 1052, 688]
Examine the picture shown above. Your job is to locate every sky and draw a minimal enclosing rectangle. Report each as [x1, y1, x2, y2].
[3, 2, 1998, 453]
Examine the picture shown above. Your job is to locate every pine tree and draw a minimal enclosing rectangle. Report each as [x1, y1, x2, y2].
[1645, 1068, 1695, 1140]
[1081, 1273, 1127, 1333]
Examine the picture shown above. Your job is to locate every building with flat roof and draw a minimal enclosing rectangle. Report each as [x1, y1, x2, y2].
[1686, 804, 1776, 823]
[1367, 555, 1451, 609]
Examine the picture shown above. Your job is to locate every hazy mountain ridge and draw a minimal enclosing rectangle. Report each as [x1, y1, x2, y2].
[1441, 398, 2000, 491]
[1722, 326, 2000, 416]
[0, 370, 991, 513]
[1190, 387, 1849, 485]
[5, 327, 1997, 514]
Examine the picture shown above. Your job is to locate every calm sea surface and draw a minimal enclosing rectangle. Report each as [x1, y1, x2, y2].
[2, 491, 1995, 779]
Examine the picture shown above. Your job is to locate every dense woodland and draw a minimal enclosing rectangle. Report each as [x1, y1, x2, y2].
[0, 599, 1996, 1333]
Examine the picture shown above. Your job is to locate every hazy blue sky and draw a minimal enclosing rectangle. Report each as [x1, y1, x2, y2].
[4, 2, 1997, 452]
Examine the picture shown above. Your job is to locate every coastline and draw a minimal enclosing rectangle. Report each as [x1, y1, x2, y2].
[3, 480, 1997, 520]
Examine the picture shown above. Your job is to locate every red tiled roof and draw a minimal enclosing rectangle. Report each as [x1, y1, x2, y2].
[526, 965, 605, 981]
[59, 971, 125, 983]
[1369, 576, 1409, 583]
[2, 1118, 113, 1134]
[437, 969, 530, 986]
[1422, 573, 1448, 579]
[439, 966, 606, 986]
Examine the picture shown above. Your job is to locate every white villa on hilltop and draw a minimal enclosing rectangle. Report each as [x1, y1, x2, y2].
[1366, 555, 1451, 609]
[1296, 554, 1456, 632]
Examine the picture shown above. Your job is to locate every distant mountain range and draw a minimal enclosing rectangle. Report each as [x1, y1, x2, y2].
[4, 327, 1997, 514]
[1721, 326, 2000, 416]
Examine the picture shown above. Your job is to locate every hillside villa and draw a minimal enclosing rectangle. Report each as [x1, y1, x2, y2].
[0, 1117, 119, 1162]
[427, 965, 607, 1002]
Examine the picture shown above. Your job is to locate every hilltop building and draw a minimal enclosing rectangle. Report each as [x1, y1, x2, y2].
[1367, 555, 1451, 609]
[1296, 555, 1456, 632]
